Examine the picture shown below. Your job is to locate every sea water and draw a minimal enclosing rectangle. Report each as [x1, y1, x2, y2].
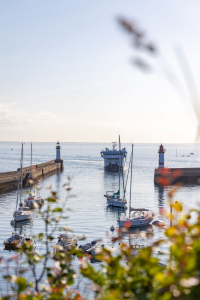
[0, 142, 200, 292]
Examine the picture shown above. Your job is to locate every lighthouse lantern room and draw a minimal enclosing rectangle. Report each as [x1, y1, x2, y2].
[158, 144, 165, 168]
[56, 141, 61, 160]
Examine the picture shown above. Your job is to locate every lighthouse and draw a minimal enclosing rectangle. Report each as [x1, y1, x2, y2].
[158, 144, 165, 168]
[56, 141, 61, 160]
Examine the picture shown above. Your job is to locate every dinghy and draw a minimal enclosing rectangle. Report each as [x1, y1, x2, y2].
[4, 233, 25, 249]
[54, 235, 77, 252]
[79, 240, 98, 253]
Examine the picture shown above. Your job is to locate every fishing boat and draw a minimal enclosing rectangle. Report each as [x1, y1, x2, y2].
[13, 143, 33, 223]
[105, 136, 127, 208]
[4, 233, 25, 249]
[119, 144, 153, 228]
[79, 240, 98, 253]
[54, 235, 77, 252]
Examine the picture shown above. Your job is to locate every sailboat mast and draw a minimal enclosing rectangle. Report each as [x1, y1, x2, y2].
[30, 142, 32, 191]
[129, 144, 134, 218]
[16, 146, 22, 210]
[20, 143, 23, 206]
[118, 135, 121, 198]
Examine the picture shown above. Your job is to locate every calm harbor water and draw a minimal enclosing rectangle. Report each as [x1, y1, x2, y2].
[0, 142, 200, 291]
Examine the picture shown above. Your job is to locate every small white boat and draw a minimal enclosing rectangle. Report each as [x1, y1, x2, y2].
[24, 191, 43, 207]
[54, 235, 77, 252]
[79, 240, 99, 253]
[13, 206, 33, 222]
[4, 233, 25, 249]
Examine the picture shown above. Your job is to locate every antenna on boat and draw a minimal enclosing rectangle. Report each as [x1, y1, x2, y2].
[129, 144, 134, 218]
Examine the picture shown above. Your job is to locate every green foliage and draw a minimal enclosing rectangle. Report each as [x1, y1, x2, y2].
[2, 181, 200, 300]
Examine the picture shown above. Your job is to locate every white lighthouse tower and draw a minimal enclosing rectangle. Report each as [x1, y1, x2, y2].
[56, 141, 61, 160]
[158, 144, 165, 168]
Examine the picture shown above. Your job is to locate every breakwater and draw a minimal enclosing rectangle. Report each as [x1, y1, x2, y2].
[0, 159, 64, 193]
[154, 167, 200, 185]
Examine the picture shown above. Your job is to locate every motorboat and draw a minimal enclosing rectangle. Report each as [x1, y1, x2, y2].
[79, 240, 99, 253]
[24, 191, 43, 207]
[4, 233, 25, 249]
[13, 206, 33, 222]
[54, 235, 77, 252]
[119, 144, 154, 228]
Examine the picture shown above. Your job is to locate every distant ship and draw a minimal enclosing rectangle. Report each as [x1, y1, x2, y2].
[100, 142, 127, 171]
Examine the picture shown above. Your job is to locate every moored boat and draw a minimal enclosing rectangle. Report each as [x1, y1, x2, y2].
[79, 240, 98, 253]
[4, 233, 25, 249]
[54, 235, 77, 252]
[13, 206, 33, 222]
[119, 144, 154, 228]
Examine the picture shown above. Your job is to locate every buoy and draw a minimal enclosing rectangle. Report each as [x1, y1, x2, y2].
[152, 220, 165, 227]
[110, 225, 115, 232]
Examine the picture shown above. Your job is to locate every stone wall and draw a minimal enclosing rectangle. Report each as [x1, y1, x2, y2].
[0, 160, 64, 193]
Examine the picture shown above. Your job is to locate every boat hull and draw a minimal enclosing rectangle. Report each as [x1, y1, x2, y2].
[13, 213, 32, 222]
[119, 217, 153, 227]
[107, 199, 126, 208]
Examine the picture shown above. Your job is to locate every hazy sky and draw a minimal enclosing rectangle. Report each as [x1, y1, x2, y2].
[0, 0, 200, 143]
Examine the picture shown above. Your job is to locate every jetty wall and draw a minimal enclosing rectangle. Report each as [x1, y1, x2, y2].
[154, 167, 200, 185]
[0, 159, 64, 193]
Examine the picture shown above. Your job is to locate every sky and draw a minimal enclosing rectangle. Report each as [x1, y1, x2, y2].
[0, 0, 200, 143]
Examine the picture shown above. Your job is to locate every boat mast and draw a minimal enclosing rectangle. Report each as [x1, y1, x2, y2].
[30, 142, 32, 191]
[19, 143, 23, 206]
[118, 135, 121, 198]
[16, 146, 22, 211]
[129, 144, 134, 218]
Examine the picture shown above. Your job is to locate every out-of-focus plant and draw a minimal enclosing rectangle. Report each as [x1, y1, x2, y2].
[117, 17, 200, 142]
[1, 179, 200, 299]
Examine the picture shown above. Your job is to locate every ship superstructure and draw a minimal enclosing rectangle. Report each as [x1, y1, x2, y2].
[100, 142, 127, 171]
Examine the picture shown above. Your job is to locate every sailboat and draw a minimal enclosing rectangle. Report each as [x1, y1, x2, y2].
[13, 143, 33, 222]
[119, 144, 153, 227]
[105, 136, 127, 208]
[24, 143, 43, 208]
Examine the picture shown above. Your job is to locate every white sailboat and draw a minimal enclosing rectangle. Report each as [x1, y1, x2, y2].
[13, 143, 33, 223]
[105, 136, 127, 208]
[119, 144, 153, 227]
